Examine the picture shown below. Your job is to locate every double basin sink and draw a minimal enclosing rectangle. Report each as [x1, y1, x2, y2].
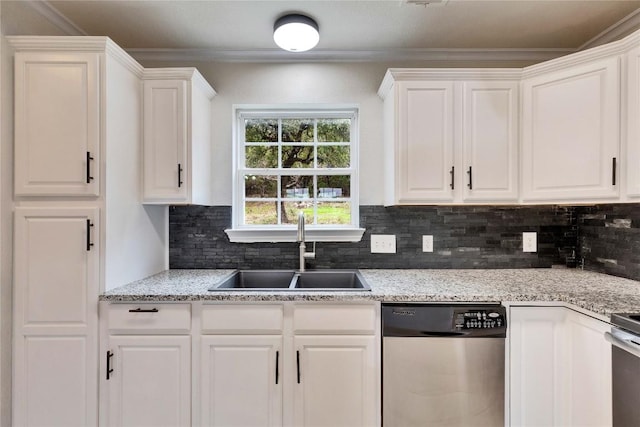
[208, 269, 371, 292]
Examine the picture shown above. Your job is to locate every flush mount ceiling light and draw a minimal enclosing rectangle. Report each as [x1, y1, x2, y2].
[273, 14, 319, 52]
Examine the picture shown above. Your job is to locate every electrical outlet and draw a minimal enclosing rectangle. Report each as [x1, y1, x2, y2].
[371, 234, 396, 253]
[523, 232, 537, 252]
[422, 235, 434, 252]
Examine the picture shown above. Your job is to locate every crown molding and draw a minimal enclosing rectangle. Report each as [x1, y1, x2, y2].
[126, 47, 572, 64]
[7, 36, 144, 77]
[377, 68, 523, 98]
[23, 0, 87, 36]
[579, 8, 640, 50]
[522, 31, 633, 79]
[143, 68, 216, 99]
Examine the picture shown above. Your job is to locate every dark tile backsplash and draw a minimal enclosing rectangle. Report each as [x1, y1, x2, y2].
[169, 205, 579, 270]
[578, 204, 640, 281]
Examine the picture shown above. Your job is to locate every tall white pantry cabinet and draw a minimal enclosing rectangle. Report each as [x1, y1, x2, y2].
[10, 37, 168, 426]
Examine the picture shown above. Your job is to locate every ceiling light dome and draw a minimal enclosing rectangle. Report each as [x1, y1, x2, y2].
[273, 14, 319, 52]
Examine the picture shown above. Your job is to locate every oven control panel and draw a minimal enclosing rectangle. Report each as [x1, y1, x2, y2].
[455, 309, 505, 330]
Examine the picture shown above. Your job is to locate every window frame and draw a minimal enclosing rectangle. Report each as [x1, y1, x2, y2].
[225, 105, 364, 243]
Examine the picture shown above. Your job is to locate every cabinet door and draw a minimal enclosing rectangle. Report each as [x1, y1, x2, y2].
[14, 52, 100, 196]
[106, 335, 191, 427]
[293, 336, 377, 427]
[13, 207, 99, 426]
[509, 306, 568, 427]
[627, 46, 640, 197]
[565, 311, 612, 426]
[200, 335, 282, 427]
[396, 81, 455, 202]
[522, 57, 620, 201]
[143, 79, 188, 203]
[462, 81, 519, 201]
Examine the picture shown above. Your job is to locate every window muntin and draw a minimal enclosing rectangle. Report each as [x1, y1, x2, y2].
[236, 109, 358, 229]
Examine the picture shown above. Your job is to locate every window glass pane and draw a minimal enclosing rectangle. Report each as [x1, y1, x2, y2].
[244, 175, 277, 198]
[245, 146, 278, 168]
[245, 119, 278, 142]
[317, 175, 350, 198]
[281, 175, 313, 199]
[317, 146, 350, 168]
[317, 202, 351, 225]
[282, 119, 314, 142]
[282, 146, 314, 168]
[245, 201, 277, 225]
[282, 202, 313, 225]
[318, 119, 350, 142]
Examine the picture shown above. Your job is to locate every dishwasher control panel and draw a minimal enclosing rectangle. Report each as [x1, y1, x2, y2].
[455, 308, 506, 330]
[382, 303, 507, 338]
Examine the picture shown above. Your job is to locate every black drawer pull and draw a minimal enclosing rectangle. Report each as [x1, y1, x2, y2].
[275, 351, 279, 385]
[467, 166, 473, 190]
[86, 219, 94, 251]
[178, 163, 183, 188]
[106, 351, 114, 380]
[86, 152, 94, 184]
[128, 308, 159, 313]
[296, 350, 301, 384]
[449, 166, 455, 190]
[612, 157, 617, 186]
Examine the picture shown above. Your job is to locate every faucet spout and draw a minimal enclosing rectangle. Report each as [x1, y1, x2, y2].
[296, 211, 315, 271]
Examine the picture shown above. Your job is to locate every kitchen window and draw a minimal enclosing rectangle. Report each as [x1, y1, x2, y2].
[225, 106, 364, 243]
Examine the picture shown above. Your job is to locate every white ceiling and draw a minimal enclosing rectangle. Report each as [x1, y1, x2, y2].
[26, 0, 640, 62]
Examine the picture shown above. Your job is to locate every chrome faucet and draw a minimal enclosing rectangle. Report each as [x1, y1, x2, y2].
[297, 211, 315, 272]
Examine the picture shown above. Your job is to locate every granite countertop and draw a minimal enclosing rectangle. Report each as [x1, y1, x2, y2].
[101, 268, 640, 316]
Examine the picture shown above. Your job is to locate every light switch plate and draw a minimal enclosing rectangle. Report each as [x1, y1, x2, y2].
[371, 234, 396, 253]
[422, 235, 433, 252]
[523, 232, 537, 252]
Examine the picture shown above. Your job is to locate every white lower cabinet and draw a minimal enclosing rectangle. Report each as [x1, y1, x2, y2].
[509, 306, 612, 427]
[101, 303, 192, 427]
[106, 335, 191, 427]
[14, 207, 100, 427]
[200, 335, 282, 427]
[197, 302, 380, 427]
[293, 336, 377, 427]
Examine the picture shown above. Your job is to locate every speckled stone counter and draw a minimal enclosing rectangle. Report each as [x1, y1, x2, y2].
[100, 268, 640, 316]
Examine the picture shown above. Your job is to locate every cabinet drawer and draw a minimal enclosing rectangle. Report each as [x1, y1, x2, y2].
[107, 303, 191, 334]
[293, 304, 377, 335]
[201, 304, 283, 334]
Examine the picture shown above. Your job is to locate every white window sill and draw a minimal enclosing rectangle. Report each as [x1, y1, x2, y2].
[224, 227, 365, 243]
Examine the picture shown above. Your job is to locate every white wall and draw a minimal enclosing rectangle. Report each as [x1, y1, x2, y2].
[0, 2, 68, 425]
[194, 62, 388, 205]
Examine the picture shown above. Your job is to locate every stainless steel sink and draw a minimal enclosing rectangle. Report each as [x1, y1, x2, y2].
[210, 270, 296, 290]
[294, 270, 370, 290]
[208, 269, 371, 291]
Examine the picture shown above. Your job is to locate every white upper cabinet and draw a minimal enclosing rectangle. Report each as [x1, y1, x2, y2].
[462, 81, 519, 202]
[626, 45, 640, 197]
[14, 52, 100, 197]
[379, 70, 520, 205]
[395, 80, 455, 203]
[142, 69, 216, 205]
[521, 57, 620, 202]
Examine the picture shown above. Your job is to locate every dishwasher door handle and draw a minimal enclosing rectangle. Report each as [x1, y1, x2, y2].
[605, 331, 640, 358]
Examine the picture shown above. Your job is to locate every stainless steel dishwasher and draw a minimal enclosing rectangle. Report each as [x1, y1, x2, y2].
[382, 303, 507, 427]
